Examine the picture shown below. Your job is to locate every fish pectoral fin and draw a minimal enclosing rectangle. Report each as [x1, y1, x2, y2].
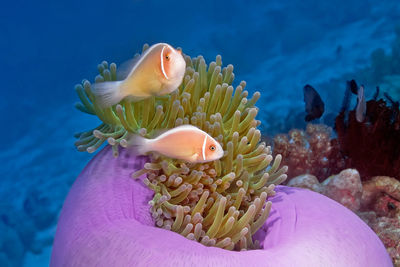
[157, 85, 176, 96]
[124, 95, 148, 102]
[189, 153, 199, 162]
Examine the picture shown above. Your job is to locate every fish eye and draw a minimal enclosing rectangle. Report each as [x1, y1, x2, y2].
[165, 54, 170, 61]
[209, 145, 216, 151]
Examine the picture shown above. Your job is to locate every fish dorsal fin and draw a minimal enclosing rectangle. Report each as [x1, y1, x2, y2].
[166, 124, 200, 134]
[117, 54, 142, 80]
[153, 125, 201, 139]
[117, 43, 169, 81]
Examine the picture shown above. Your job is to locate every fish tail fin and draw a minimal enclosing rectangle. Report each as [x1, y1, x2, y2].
[92, 81, 125, 108]
[126, 134, 152, 155]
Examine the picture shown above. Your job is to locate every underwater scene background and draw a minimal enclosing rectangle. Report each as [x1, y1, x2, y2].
[1, 0, 400, 266]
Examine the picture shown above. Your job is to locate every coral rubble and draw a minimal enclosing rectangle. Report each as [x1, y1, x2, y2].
[287, 169, 362, 211]
[74, 45, 287, 250]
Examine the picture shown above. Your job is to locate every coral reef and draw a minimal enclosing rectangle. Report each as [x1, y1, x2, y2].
[273, 90, 400, 182]
[270, 76, 400, 265]
[73, 45, 287, 250]
[269, 26, 400, 182]
[288, 170, 400, 265]
[273, 124, 344, 181]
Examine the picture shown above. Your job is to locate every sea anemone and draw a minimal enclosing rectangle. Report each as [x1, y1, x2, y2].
[73, 45, 287, 250]
[50, 147, 392, 267]
[52, 45, 394, 266]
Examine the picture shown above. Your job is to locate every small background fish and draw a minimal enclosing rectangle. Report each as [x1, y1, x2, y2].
[348, 79, 358, 95]
[303, 84, 325, 122]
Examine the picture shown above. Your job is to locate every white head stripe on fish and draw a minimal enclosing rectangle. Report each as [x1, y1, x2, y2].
[202, 134, 207, 161]
[125, 43, 167, 78]
[160, 45, 169, 80]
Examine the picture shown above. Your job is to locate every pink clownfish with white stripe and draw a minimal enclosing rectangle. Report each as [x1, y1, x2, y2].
[127, 125, 224, 163]
[92, 43, 186, 108]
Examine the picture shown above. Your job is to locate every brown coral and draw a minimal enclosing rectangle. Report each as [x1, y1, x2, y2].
[273, 123, 345, 181]
[335, 98, 400, 181]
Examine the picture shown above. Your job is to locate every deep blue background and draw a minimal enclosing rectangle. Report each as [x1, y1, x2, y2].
[1, 0, 399, 265]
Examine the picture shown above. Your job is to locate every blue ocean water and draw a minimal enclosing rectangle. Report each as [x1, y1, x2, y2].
[1, 0, 399, 265]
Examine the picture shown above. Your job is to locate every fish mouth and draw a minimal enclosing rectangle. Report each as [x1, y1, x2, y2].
[216, 146, 224, 159]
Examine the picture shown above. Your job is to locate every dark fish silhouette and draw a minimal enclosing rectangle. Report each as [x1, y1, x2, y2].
[348, 80, 358, 95]
[303, 84, 325, 122]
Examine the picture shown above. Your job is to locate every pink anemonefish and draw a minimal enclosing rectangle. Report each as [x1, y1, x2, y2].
[127, 125, 224, 163]
[92, 43, 186, 108]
